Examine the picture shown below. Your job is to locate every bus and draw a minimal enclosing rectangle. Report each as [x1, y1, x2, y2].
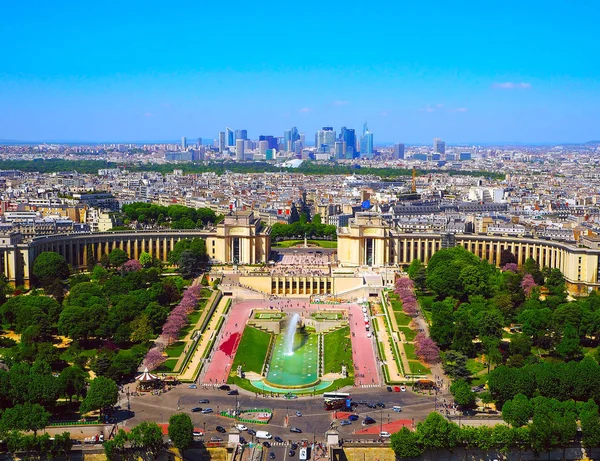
[323, 392, 351, 411]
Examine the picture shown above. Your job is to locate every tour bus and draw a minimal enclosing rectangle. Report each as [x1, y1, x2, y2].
[323, 392, 352, 411]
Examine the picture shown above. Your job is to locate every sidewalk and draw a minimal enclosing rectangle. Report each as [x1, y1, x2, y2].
[177, 296, 230, 382]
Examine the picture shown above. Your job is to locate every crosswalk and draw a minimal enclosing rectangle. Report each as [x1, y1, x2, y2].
[360, 384, 380, 388]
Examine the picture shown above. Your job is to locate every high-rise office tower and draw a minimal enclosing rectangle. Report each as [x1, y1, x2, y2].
[235, 139, 245, 161]
[316, 127, 336, 151]
[342, 128, 356, 158]
[259, 135, 277, 150]
[393, 143, 405, 159]
[433, 138, 446, 155]
[335, 141, 344, 159]
[258, 140, 268, 156]
[218, 132, 226, 153]
[294, 140, 303, 154]
[360, 123, 373, 157]
[235, 129, 247, 140]
[181, 136, 187, 150]
[226, 128, 234, 147]
[197, 138, 202, 148]
[300, 133, 306, 147]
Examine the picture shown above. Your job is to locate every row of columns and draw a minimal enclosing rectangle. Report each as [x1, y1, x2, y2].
[271, 276, 331, 295]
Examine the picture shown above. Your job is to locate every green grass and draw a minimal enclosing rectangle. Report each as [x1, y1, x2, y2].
[231, 327, 271, 373]
[187, 309, 203, 325]
[417, 295, 435, 311]
[312, 312, 342, 320]
[199, 288, 212, 298]
[255, 312, 284, 319]
[164, 341, 186, 358]
[408, 360, 429, 374]
[466, 358, 486, 375]
[399, 326, 417, 342]
[156, 358, 178, 372]
[323, 327, 353, 374]
[272, 239, 338, 248]
[394, 311, 411, 326]
[404, 343, 417, 360]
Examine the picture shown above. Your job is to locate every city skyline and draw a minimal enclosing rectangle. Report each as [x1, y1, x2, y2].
[1, 0, 599, 143]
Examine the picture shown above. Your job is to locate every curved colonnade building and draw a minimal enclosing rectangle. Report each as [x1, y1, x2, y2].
[1, 211, 599, 295]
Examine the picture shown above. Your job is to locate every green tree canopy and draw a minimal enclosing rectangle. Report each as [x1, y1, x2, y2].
[80, 376, 118, 417]
[168, 413, 193, 454]
[32, 252, 69, 286]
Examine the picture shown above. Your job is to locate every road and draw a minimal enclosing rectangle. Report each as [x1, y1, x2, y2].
[120, 385, 442, 443]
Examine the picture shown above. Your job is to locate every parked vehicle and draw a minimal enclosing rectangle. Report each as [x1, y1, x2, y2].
[270, 452, 276, 459]
[219, 385, 231, 391]
[340, 420, 352, 426]
[392, 406, 403, 412]
[380, 431, 391, 438]
[191, 407, 202, 412]
[236, 424, 248, 431]
[216, 426, 226, 433]
[274, 436, 284, 443]
[288, 450, 296, 457]
[256, 431, 272, 439]
[199, 399, 210, 403]
[201, 408, 213, 414]
[188, 384, 197, 389]
[290, 427, 302, 433]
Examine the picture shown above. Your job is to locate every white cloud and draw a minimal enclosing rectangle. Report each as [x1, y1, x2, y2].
[449, 107, 468, 113]
[333, 100, 350, 106]
[299, 107, 311, 113]
[418, 105, 437, 113]
[492, 82, 531, 89]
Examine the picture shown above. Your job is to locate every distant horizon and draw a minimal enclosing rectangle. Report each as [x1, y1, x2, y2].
[1, 138, 598, 148]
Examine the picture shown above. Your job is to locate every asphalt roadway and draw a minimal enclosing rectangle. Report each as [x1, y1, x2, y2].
[120, 385, 441, 443]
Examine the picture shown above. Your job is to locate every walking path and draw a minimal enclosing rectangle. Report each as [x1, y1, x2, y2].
[177, 295, 230, 382]
[373, 315, 406, 381]
[172, 290, 219, 371]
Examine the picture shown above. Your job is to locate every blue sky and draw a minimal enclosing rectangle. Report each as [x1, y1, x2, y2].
[1, 0, 599, 144]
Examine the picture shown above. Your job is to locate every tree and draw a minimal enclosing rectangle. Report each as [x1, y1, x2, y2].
[407, 259, 427, 291]
[80, 376, 118, 418]
[450, 380, 476, 408]
[416, 412, 459, 450]
[139, 251, 153, 267]
[390, 427, 423, 458]
[556, 324, 583, 361]
[32, 252, 69, 286]
[178, 250, 198, 278]
[500, 250, 517, 267]
[501, 393, 532, 427]
[580, 399, 600, 449]
[122, 259, 142, 273]
[130, 421, 164, 460]
[58, 366, 88, 402]
[442, 350, 472, 380]
[109, 248, 129, 267]
[168, 413, 193, 455]
[0, 402, 50, 436]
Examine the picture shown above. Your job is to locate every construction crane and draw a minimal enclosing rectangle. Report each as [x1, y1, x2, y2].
[411, 167, 417, 193]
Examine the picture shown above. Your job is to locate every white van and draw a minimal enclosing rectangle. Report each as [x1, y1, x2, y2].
[256, 431, 272, 439]
[392, 405, 402, 412]
[380, 431, 391, 438]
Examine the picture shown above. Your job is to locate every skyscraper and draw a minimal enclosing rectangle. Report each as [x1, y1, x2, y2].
[218, 132, 226, 153]
[235, 139, 245, 161]
[226, 128, 234, 147]
[433, 138, 446, 155]
[235, 129, 247, 140]
[342, 128, 356, 158]
[393, 143, 405, 159]
[181, 136, 187, 150]
[259, 135, 277, 150]
[335, 141, 344, 159]
[360, 123, 373, 157]
[197, 138, 202, 148]
[258, 140, 268, 156]
[316, 127, 336, 152]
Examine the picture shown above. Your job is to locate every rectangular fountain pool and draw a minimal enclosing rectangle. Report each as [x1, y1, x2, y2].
[266, 332, 319, 387]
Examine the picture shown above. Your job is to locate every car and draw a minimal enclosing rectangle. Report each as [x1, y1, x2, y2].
[236, 424, 248, 431]
[380, 431, 391, 438]
[366, 332, 372, 338]
[199, 399, 210, 403]
[188, 384, 197, 389]
[274, 436, 284, 443]
[247, 429, 257, 436]
[362, 417, 376, 425]
[288, 450, 296, 457]
[348, 415, 359, 421]
[191, 407, 202, 412]
[400, 386, 407, 392]
[357, 400, 368, 405]
[393, 386, 400, 392]
[216, 426, 226, 433]
[219, 385, 231, 391]
[263, 441, 271, 448]
[386, 386, 392, 392]
[210, 436, 223, 442]
[201, 408, 213, 414]
[392, 406, 403, 412]
[269, 452, 276, 459]
[290, 443, 298, 450]
[284, 393, 298, 400]
[290, 427, 302, 433]
[350, 402, 359, 408]
[193, 431, 204, 437]
[340, 420, 352, 426]
[376, 402, 385, 408]
[240, 436, 247, 444]
[295, 411, 302, 417]
[228, 389, 239, 395]
[367, 403, 377, 409]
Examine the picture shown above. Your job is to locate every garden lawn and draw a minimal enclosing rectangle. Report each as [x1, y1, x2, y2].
[156, 358, 178, 373]
[399, 326, 417, 342]
[231, 327, 271, 373]
[408, 360, 429, 374]
[272, 239, 338, 249]
[164, 341, 186, 358]
[324, 326, 353, 375]
[394, 312, 411, 326]
[404, 343, 417, 361]
[467, 358, 486, 376]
